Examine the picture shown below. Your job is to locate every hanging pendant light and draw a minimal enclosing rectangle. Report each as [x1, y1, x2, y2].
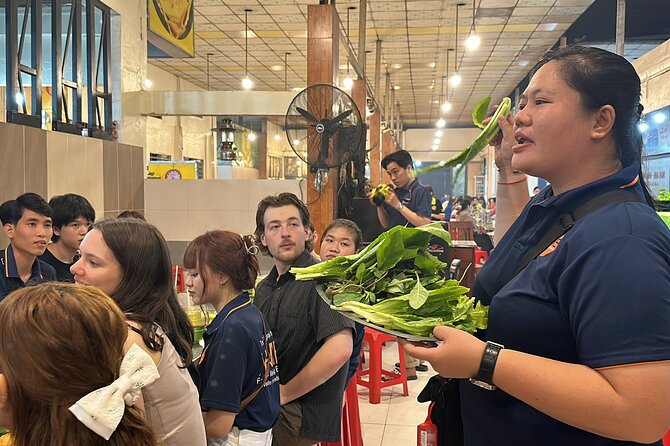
[241, 9, 253, 90]
[342, 6, 356, 90]
[465, 1, 480, 51]
[442, 49, 453, 112]
[450, 3, 464, 87]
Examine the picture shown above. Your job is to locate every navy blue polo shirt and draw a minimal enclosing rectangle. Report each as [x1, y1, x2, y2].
[382, 179, 432, 228]
[197, 293, 280, 432]
[463, 164, 670, 446]
[0, 244, 57, 301]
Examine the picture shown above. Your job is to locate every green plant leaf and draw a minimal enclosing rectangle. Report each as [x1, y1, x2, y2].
[377, 229, 405, 270]
[472, 95, 491, 129]
[408, 273, 429, 309]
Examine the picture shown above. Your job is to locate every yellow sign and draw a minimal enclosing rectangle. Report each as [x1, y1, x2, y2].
[148, 0, 194, 57]
[148, 162, 197, 180]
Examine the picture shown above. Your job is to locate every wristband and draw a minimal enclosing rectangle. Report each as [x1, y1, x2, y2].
[497, 175, 527, 185]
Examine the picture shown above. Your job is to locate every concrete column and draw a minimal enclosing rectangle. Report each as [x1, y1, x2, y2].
[369, 111, 381, 185]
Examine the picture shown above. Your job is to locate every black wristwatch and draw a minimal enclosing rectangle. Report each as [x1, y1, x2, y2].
[470, 341, 504, 391]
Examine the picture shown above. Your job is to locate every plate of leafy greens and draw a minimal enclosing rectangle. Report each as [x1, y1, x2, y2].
[292, 223, 488, 341]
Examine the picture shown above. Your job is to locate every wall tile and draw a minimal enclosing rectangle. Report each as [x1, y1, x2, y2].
[144, 179, 188, 210]
[66, 134, 87, 196]
[187, 210, 254, 240]
[85, 138, 105, 213]
[117, 144, 133, 211]
[187, 180, 249, 212]
[46, 131, 69, 197]
[130, 146, 145, 211]
[144, 209, 190, 241]
[102, 141, 119, 212]
[0, 123, 25, 204]
[24, 126, 47, 198]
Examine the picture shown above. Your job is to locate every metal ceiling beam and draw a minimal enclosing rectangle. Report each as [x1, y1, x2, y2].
[133, 90, 298, 117]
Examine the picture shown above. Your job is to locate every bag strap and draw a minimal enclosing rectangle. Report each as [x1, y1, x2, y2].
[512, 189, 643, 278]
[239, 307, 272, 411]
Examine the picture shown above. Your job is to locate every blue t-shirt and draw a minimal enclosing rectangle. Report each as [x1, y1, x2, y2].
[463, 164, 670, 446]
[382, 179, 432, 228]
[198, 293, 281, 432]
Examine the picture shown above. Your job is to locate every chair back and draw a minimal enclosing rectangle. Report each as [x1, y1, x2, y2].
[448, 221, 475, 241]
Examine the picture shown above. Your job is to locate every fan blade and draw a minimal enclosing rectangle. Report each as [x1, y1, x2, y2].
[325, 109, 353, 131]
[296, 107, 320, 124]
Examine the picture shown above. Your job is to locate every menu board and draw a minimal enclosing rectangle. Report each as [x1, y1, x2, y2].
[644, 156, 670, 198]
[642, 105, 670, 156]
[148, 0, 195, 58]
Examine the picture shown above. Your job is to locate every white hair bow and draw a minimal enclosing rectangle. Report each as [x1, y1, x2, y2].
[68, 343, 160, 440]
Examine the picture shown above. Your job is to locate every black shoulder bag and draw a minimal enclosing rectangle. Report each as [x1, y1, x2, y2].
[423, 188, 644, 446]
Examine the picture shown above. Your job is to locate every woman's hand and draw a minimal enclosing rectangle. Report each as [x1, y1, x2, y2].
[485, 106, 517, 175]
[400, 326, 486, 379]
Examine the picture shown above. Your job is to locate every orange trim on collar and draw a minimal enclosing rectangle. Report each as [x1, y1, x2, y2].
[620, 175, 639, 189]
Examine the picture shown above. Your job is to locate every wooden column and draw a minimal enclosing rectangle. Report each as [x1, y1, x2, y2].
[352, 79, 367, 191]
[369, 111, 381, 185]
[306, 4, 339, 236]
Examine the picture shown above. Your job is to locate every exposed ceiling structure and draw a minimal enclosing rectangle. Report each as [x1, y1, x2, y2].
[150, 0, 669, 128]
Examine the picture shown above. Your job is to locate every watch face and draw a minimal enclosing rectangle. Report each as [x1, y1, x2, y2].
[165, 169, 182, 180]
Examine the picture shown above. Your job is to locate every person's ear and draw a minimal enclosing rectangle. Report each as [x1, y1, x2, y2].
[591, 104, 615, 141]
[53, 226, 61, 237]
[3, 223, 15, 240]
[219, 273, 229, 287]
[260, 233, 267, 247]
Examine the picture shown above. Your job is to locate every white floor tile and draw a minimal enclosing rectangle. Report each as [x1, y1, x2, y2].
[381, 424, 417, 446]
[361, 423, 385, 446]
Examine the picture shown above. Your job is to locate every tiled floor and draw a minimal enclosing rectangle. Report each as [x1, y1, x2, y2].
[356, 341, 436, 446]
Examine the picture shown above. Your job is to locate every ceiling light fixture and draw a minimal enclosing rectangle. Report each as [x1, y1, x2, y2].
[465, 0, 480, 51]
[248, 123, 257, 141]
[241, 9, 253, 90]
[274, 133, 281, 141]
[342, 6, 356, 90]
[435, 130, 443, 138]
[436, 118, 446, 128]
[433, 138, 441, 145]
[432, 144, 438, 151]
[450, 4, 465, 87]
[206, 53, 213, 90]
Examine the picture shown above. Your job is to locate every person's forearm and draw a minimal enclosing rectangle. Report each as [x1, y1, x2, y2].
[203, 410, 236, 439]
[281, 330, 353, 404]
[495, 350, 670, 443]
[376, 206, 390, 228]
[494, 169, 529, 245]
[400, 206, 431, 227]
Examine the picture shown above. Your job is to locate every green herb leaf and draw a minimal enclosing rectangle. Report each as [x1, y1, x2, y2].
[408, 273, 429, 309]
[472, 95, 491, 129]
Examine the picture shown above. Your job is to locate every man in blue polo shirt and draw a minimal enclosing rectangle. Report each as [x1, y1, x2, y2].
[372, 149, 432, 379]
[374, 150, 432, 229]
[0, 193, 57, 300]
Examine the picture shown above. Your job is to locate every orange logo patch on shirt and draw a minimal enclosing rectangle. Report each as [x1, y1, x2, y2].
[539, 235, 565, 257]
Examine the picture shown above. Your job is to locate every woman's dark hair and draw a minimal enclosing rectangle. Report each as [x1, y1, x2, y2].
[183, 231, 259, 292]
[0, 283, 158, 446]
[322, 218, 363, 251]
[0, 192, 52, 225]
[381, 149, 413, 170]
[537, 45, 654, 206]
[117, 210, 146, 221]
[93, 218, 193, 367]
[457, 198, 472, 215]
[48, 194, 96, 242]
[254, 192, 313, 255]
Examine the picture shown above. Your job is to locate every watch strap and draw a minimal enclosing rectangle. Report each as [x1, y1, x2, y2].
[470, 341, 504, 391]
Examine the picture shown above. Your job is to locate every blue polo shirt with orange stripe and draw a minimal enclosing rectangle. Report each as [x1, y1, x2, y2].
[462, 163, 670, 445]
[0, 244, 57, 301]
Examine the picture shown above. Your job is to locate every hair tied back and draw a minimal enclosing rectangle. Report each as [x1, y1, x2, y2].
[242, 234, 260, 256]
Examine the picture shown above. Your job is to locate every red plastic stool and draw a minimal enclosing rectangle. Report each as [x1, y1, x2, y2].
[663, 429, 670, 446]
[474, 248, 488, 265]
[357, 328, 409, 404]
[318, 378, 364, 446]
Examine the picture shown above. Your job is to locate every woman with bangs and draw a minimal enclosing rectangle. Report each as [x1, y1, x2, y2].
[184, 230, 280, 446]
